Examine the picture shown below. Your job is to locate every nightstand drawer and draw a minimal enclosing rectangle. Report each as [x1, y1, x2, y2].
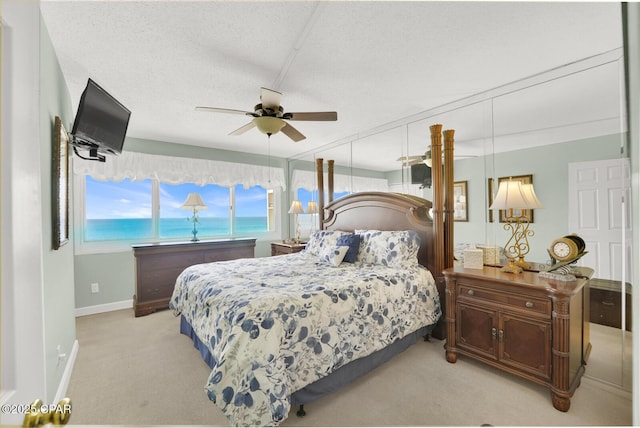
[458, 283, 551, 317]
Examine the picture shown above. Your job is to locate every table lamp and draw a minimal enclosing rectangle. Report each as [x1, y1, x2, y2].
[489, 179, 542, 273]
[288, 200, 304, 244]
[181, 193, 207, 242]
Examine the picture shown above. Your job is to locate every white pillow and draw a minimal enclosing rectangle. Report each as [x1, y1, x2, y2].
[304, 230, 350, 256]
[356, 230, 421, 267]
[317, 245, 349, 266]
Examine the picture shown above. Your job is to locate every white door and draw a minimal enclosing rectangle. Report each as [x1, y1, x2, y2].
[568, 158, 631, 282]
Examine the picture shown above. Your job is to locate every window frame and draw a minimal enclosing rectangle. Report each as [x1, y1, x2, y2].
[74, 174, 281, 255]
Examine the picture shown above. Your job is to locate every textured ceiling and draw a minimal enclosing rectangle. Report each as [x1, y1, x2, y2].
[40, 1, 624, 171]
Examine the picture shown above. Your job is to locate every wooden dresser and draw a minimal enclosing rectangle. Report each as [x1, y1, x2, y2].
[270, 241, 306, 256]
[443, 266, 591, 412]
[589, 278, 632, 331]
[132, 238, 255, 317]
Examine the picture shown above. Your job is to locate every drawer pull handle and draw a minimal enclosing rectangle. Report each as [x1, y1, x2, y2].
[525, 301, 534, 308]
[601, 301, 615, 307]
[467, 290, 475, 296]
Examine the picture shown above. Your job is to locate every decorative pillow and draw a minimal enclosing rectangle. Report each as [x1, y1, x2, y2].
[336, 233, 361, 263]
[304, 230, 350, 256]
[317, 245, 349, 267]
[356, 230, 421, 267]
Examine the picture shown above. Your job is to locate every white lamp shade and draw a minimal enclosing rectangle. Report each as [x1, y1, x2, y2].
[288, 200, 304, 214]
[490, 180, 530, 210]
[254, 116, 286, 135]
[520, 183, 543, 209]
[181, 193, 207, 211]
[306, 201, 318, 214]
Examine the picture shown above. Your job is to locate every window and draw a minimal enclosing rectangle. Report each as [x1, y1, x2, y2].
[80, 176, 278, 252]
[85, 177, 153, 241]
[233, 184, 270, 234]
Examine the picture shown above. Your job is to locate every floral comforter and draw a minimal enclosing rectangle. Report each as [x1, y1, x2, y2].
[169, 251, 441, 426]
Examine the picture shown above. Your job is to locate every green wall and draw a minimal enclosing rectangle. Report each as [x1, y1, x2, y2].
[39, 13, 76, 401]
[385, 133, 623, 263]
[453, 133, 623, 262]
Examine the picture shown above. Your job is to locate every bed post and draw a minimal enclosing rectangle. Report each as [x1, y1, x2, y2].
[443, 130, 455, 269]
[316, 158, 325, 228]
[429, 124, 446, 340]
[327, 159, 334, 204]
[430, 124, 445, 279]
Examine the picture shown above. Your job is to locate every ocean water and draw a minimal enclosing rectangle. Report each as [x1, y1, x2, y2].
[86, 217, 267, 241]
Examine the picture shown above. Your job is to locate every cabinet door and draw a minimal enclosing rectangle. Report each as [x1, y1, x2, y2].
[457, 303, 498, 360]
[499, 313, 551, 380]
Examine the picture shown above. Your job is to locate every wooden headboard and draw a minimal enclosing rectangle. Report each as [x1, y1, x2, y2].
[322, 192, 434, 273]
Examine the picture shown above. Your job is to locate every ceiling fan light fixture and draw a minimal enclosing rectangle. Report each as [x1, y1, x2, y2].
[253, 116, 286, 136]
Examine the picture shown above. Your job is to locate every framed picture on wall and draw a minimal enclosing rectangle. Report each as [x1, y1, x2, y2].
[53, 116, 70, 250]
[498, 174, 534, 223]
[453, 181, 468, 222]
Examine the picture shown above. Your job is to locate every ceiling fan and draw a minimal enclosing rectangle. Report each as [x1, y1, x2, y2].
[397, 150, 477, 167]
[196, 87, 337, 142]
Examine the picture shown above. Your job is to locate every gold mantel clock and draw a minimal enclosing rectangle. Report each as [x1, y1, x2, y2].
[549, 234, 585, 262]
[540, 234, 588, 281]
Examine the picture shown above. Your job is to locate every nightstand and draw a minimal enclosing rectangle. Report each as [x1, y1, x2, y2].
[271, 241, 306, 256]
[443, 265, 591, 412]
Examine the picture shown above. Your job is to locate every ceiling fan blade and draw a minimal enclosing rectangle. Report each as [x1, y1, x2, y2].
[196, 106, 255, 116]
[396, 155, 424, 161]
[280, 122, 306, 142]
[408, 159, 426, 166]
[229, 121, 256, 136]
[260, 87, 282, 109]
[284, 111, 337, 121]
[400, 159, 423, 166]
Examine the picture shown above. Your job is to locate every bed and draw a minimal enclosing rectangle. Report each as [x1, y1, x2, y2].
[169, 125, 456, 426]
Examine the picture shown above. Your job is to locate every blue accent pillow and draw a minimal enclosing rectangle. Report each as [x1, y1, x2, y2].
[336, 233, 361, 263]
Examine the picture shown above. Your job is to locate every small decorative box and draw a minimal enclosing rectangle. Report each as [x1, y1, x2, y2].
[477, 245, 501, 265]
[464, 246, 484, 269]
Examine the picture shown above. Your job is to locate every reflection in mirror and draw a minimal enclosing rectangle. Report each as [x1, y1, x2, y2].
[350, 127, 403, 192]
[289, 49, 630, 391]
[489, 55, 630, 390]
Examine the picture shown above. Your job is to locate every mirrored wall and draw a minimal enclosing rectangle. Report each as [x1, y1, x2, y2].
[288, 49, 631, 390]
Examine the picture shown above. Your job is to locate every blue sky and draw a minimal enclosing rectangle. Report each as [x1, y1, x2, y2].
[86, 177, 268, 219]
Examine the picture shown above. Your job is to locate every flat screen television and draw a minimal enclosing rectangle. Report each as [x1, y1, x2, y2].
[411, 163, 432, 188]
[71, 78, 131, 156]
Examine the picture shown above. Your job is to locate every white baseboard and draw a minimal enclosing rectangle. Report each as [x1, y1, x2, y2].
[75, 299, 133, 317]
[53, 340, 78, 404]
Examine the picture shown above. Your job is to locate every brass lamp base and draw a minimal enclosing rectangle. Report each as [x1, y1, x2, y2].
[500, 258, 523, 274]
[515, 256, 530, 270]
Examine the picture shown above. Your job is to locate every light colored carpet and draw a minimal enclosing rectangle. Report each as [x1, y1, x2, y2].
[66, 308, 632, 426]
[584, 323, 633, 390]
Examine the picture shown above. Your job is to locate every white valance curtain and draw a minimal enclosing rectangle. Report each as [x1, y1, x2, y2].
[290, 169, 389, 193]
[73, 151, 286, 190]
